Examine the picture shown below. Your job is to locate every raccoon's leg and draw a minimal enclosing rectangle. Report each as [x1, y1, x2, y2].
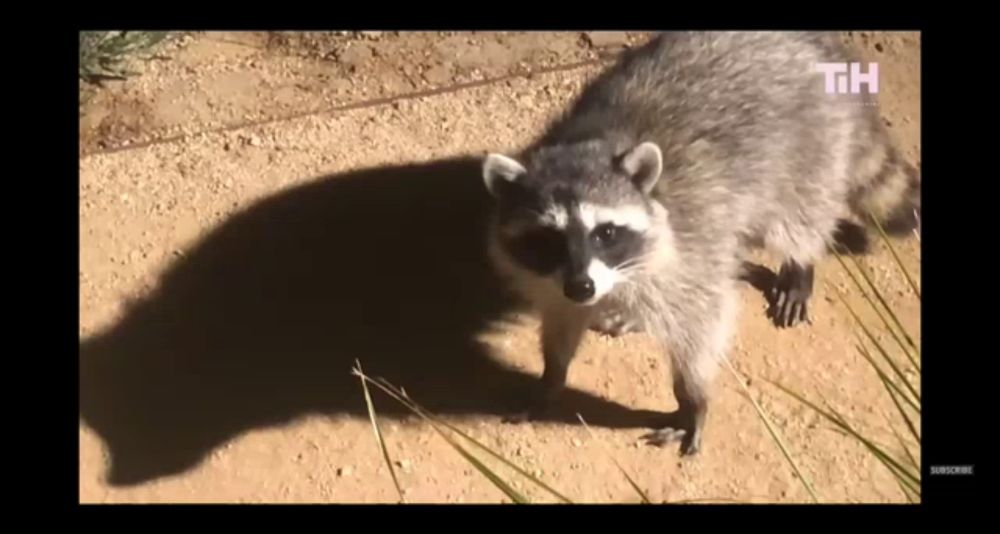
[643, 286, 736, 456]
[764, 218, 834, 328]
[643, 362, 711, 455]
[768, 260, 814, 328]
[504, 304, 591, 423]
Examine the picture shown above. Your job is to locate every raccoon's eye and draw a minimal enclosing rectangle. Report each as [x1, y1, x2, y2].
[593, 224, 619, 244]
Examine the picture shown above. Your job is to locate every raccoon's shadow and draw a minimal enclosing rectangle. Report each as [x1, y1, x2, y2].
[79, 157, 659, 487]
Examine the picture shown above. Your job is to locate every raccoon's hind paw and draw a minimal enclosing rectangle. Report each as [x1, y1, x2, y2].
[768, 261, 814, 329]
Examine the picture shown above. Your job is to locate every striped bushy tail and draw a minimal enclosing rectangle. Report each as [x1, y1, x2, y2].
[850, 142, 921, 237]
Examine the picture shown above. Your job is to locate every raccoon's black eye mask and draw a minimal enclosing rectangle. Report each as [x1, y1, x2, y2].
[502, 225, 567, 275]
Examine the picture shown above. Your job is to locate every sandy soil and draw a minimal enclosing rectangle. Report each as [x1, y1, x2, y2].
[79, 31, 921, 504]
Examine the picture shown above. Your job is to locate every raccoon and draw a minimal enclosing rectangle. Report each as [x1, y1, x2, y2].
[481, 31, 920, 456]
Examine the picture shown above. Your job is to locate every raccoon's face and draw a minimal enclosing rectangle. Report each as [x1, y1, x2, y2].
[482, 141, 669, 306]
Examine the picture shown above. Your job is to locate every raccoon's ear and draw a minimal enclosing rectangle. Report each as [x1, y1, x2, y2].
[620, 142, 663, 195]
[482, 153, 527, 197]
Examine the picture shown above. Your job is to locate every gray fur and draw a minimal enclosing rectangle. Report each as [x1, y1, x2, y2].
[482, 31, 920, 455]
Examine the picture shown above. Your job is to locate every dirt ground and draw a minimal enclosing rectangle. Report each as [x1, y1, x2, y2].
[79, 31, 921, 504]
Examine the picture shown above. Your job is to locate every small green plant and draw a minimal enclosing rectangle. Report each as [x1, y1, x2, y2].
[79, 31, 170, 84]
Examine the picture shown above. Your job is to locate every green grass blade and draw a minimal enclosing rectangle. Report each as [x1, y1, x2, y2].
[848, 252, 920, 365]
[835, 251, 920, 367]
[576, 414, 651, 504]
[823, 405, 921, 499]
[819, 395, 911, 476]
[876, 449, 921, 502]
[360, 376, 529, 504]
[771, 380, 921, 488]
[836, 289, 921, 403]
[426, 421, 573, 503]
[856, 433, 922, 499]
[867, 212, 920, 300]
[886, 414, 919, 471]
[351, 365, 566, 503]
[867, 350, 922, 444]
[366, 374, 573, 503]
[444, 436, 530, 503]
[854, 338, 921, 416]
[724, 361, 820, 502]
[354, 360, 405, 503]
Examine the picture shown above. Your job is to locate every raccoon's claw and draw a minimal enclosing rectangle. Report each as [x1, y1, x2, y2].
[640, 408, 703, 455]
[768, 261, 815, 329]
[641, 426, 701, 456]
[641, 427, 685, 446]
[770, 289, 810, 328]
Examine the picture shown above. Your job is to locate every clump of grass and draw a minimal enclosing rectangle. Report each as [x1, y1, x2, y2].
[79, 31, 170, 84]
[353, 362, 764, 504]
[766, 215, 921, 503]
[353, 361, 572, 504]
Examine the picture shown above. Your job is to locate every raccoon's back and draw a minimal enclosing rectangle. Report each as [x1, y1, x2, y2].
[543, 32, 859, 154]
[543, 32, 867, 235]
[538, 32, 873, 275]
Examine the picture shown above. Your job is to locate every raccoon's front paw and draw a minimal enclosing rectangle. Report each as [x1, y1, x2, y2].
[641, 425, 702, 456]
[501, 384, 555, 424]
[769, 289, 809, 328]
[641, 411, 703, 456]
[502, 401, 551, 425]
[768, 261, 814, 329]
[502, 409, 537, 425]
[589, 310, 642, 337]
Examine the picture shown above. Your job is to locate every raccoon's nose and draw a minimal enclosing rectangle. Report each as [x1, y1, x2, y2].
[564, 277, 595, 302]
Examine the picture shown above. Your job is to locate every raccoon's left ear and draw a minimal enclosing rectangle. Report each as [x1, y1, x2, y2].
[482, 153, 527, 197]
[620, 142, 663, 195]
